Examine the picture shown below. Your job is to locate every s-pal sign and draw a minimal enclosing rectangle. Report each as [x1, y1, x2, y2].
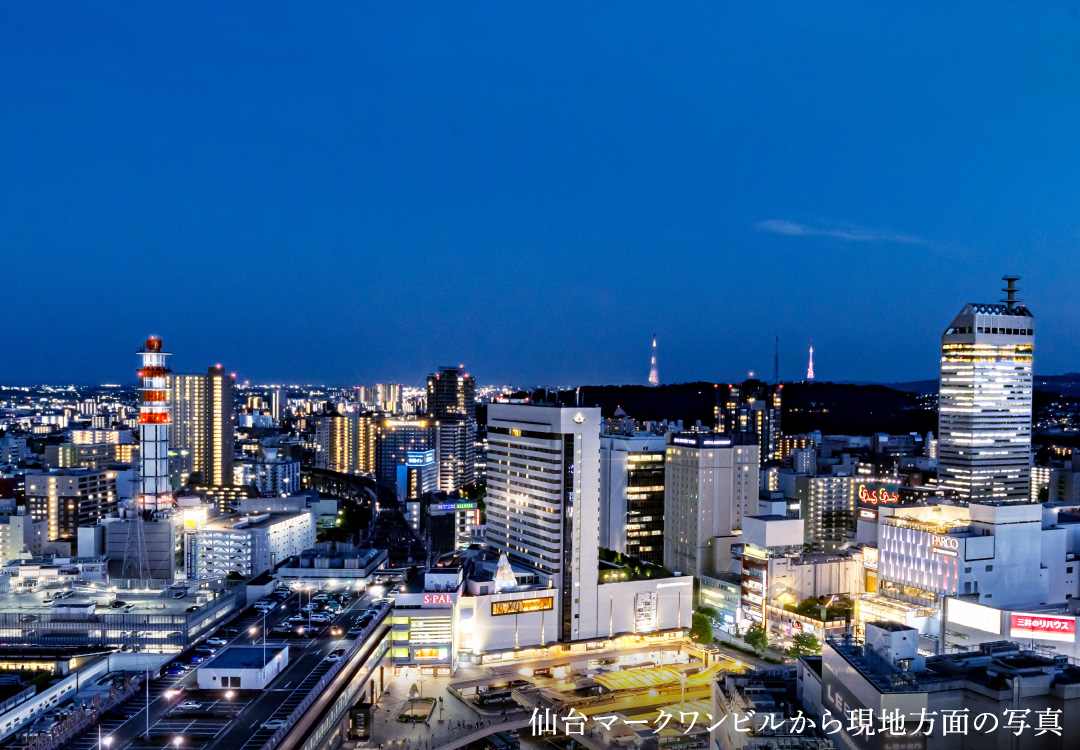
[1010, 613, 1076, 643]
[422, 594, 454, 605]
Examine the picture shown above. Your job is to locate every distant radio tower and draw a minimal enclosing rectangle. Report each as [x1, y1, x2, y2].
[774, 335, 780, 384]
[807, 343, 815, 381]
[648, 334, 659, 387]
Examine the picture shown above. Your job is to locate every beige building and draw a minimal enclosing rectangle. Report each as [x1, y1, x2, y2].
[663, 433, 758, 578]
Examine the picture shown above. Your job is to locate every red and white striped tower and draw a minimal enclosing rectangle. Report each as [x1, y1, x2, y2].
[138, 337, 174, 512]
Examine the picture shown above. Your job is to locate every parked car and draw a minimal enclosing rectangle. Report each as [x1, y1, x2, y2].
[186, 605, 199, 613]
[261, 719, 287, 730]
[206, 637, 227, 646]
[324, 653, 341, 662]
[288, 614, 306, 623]
[309, 614, 331, 624]
[177, 701, 202, 711]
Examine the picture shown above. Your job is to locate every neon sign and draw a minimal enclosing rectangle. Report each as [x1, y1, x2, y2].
[422, 594, 453, 605]
[858, 484, 899, 505]
[931, 534, 959, 551]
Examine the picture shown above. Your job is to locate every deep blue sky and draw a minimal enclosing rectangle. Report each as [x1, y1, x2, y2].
[3, 4, 1079, 387]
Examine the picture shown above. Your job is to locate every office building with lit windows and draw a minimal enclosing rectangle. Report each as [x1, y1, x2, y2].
[170, 367, 236, 488]
[938, 283, 1034, 503]
[24, 468, 118, 541]
[599, 429, 667, 565]
[663, 432, 758, 578]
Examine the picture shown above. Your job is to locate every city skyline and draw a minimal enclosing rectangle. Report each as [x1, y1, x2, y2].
[3, 5, 1080, 385]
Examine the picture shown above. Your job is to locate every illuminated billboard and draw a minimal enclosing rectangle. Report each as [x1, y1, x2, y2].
[491, 597, 554, 616]
[857, 482, 900, 507]
[433, 502, 477, 511]
[946, 598, 1001, 635]
[1010, 613, 1076, 643]
[406, 450, 435, 467]
[861, 547, 878, 570]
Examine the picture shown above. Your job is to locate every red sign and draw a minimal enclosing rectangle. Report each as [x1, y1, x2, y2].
[422, 594, 453, 605]
[858, 484, 899, 505]
[1010, 613, 1076, 643]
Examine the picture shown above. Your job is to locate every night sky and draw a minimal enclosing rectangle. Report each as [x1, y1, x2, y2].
[3, 4, 1079, 387]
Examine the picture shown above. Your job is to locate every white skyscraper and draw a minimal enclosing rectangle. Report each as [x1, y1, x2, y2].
[938, 278, 1034, 502]
[484, 402, 600, 642]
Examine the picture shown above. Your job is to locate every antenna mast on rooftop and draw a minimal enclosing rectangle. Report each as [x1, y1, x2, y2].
[1002, 275, 1021, 310]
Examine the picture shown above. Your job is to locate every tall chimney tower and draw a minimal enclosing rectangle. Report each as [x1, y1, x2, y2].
[137, 337, 173, 512]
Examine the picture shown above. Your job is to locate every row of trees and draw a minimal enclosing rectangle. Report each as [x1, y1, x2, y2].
[690, 609, 822, 658]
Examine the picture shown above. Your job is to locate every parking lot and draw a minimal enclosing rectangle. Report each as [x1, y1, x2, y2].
[67, 581, 385, 750]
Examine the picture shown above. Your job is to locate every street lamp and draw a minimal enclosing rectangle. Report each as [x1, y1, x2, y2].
[251, 614, 266, 664]
[173, 737, 183, 750]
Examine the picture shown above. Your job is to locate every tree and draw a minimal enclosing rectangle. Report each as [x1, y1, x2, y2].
[697, 605, 719, 620]
[744, 622, 769, 654]
[788, 632, 821, 657]
[689, 613, 713, 643]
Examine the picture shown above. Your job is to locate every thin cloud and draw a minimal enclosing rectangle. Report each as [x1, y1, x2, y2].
[756, 219, 928, 245]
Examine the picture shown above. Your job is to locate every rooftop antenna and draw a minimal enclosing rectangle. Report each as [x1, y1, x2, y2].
[1001, 275, 1021, 310]
[774, 335, 780, 385]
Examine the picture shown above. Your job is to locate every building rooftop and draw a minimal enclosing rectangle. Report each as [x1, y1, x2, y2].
[204, 645, 287, 670]
[0, 583, 231, 616]
[200, 511, 310, 532]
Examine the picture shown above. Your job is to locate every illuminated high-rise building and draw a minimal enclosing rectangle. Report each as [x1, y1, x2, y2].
[717, 379, 782, 463]
[938, 277, 1034, 503]
[427, 365, 477, 492]
[314, 411, 377, 475]
[375, 418, 434, 494]
[485, 402, 600, 642]
[170, 366, 235, 488]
